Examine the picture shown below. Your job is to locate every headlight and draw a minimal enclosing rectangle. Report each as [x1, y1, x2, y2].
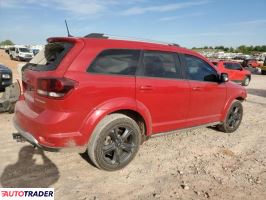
[2, 74, 11, 79]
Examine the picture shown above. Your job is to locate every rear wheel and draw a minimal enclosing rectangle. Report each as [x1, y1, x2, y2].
[88, 114, 141, 171]
[217, 100, 243, 133]
[242, 76, 250, 86]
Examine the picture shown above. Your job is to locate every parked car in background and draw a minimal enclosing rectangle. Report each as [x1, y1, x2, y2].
[13, 34, 247, 171]
[261, 58, 266, 75]
[0, 64, 12, 91]
[242, 59, 262, 68]
[10, 46, 34, 61]
[32, 49, 40, 56]
[211, 60, 251, 86]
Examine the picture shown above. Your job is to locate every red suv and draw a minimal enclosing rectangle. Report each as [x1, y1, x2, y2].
[211, 60, 251, 86]
[242, 59, 262, 68]
[13, 34, 247, 171]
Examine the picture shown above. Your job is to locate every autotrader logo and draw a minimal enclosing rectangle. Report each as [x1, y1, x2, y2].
[0, 188, 54, 200]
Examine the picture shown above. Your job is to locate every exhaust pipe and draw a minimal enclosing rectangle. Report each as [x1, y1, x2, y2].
[12, 133, 26, 142]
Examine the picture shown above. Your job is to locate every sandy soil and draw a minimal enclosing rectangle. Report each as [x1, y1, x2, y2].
[0, 49, 266, 200]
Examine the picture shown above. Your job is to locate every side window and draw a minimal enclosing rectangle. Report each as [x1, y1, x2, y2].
[143, 51, 181, 79]
[224, 63, 242, 70]
[184, 54, 218, 82]
[88, 49, 140, 75]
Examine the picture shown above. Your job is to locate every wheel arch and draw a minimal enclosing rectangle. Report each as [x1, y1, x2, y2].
[80, 98, 152, 146]
[221, 95, 245, 121]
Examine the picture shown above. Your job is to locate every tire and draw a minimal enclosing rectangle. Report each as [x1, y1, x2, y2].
[262, 70, 266, 75]
[242, 76, 250, 86]
[217, 100, 243, 133]
[88, 113, 141, 171]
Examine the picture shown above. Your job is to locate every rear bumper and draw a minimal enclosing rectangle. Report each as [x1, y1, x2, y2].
[13, 119, 61, 152]
[13, 100, 87, 152]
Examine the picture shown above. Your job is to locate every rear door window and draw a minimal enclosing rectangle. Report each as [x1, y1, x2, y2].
[142, 51, 181, 79]
[23, 42, 73, 71]
[88, 49, 140, 76]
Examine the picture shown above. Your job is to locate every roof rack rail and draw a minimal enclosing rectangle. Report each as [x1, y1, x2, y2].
[84, 33, 180, 47]
[169, 43, 180, 47]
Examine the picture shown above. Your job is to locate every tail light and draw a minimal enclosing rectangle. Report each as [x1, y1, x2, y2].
[37, 78, 77, 99]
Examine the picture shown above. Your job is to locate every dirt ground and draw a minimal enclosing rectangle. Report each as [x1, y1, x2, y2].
[0, 49, 266, 200]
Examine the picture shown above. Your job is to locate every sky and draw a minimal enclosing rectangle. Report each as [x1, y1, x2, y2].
[0, 0, 266, 48]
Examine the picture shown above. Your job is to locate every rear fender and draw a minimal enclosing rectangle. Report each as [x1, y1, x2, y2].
[79, 98, 152, 145]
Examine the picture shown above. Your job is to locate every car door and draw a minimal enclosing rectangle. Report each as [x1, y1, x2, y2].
[136, 51, 190, 134]
[182, 54, 227, 127]
[223, 62, 243, 81]
[233, 63, 247, 81]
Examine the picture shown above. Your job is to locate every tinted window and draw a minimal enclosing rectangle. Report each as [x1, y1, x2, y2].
[143, 51, 180, 79]
[184, 54, 218, 82]
[88, 49, 140, 75]
[224, 63, 242, 70]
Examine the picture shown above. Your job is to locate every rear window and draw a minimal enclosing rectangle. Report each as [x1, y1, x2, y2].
[23, 42, 73, 71]
[88, 49, 140, 76]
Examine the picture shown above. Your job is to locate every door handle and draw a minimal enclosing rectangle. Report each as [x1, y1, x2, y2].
[139, 85, 153, 91]
[192, 87, 202, 91]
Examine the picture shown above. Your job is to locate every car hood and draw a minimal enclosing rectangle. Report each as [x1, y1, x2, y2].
[0, 64, 12, 73]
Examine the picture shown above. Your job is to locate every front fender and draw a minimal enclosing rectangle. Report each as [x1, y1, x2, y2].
[79, 97, 152, 145]
[221, 90, 247, 121]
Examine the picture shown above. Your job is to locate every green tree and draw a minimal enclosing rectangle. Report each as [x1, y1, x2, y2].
[0, 40, 14, 46]
[229, 47, 234, 52]
[237, 45, 248, 54]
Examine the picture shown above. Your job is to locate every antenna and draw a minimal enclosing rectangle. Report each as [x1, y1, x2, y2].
[65, 20, 72, 37]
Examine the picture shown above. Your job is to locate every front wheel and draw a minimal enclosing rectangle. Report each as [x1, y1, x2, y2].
[217, 100, 243, 133]
[88, 114, 141, 171]
[242, 76, 250, 86]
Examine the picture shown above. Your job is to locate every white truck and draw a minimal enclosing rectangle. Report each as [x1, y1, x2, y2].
[9, 45, 34, 61]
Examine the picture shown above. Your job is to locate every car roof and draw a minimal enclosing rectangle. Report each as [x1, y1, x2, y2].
[47, 36, 206, 61]
[210, 60, 240, 64]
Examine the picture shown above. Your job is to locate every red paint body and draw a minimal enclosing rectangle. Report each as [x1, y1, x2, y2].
[14, 37, 247, 149]
[247, 60, 262, 68]
[211, 60, 251, 83]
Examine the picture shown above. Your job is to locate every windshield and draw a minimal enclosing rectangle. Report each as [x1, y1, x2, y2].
[24, 42, 73, 71]
[19, 48, 31, 53]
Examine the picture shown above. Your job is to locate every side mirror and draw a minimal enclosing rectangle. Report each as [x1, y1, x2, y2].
[220, 73, 229, 83]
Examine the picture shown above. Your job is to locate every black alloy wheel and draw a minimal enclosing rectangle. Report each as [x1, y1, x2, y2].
[217, 100, 243, 133]
[88, 114, 141, 171]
